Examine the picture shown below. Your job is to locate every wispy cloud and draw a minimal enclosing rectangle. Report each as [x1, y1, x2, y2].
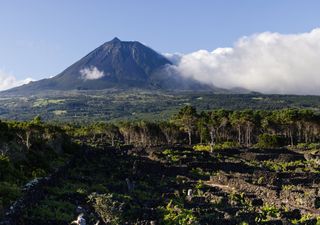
[0, 70, 33, 91]
[80, 66, 105, 80]
[167, 28, 320, 95]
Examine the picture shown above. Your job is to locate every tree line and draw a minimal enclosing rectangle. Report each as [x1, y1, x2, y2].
[67, 106, 320, 148]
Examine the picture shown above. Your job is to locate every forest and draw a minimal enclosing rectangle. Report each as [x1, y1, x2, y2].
[69, 106, 320, 149]
[0, 107, 319, 224]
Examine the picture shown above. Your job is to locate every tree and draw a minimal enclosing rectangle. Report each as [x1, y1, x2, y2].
[15, 122, 43, 150]
[173, 106, 198, 145]
[256, 134, 285, 148]
[159, 122, 180, 145]
[32, 115, 43, 125]
[261, 112, 280, 135]
[277, 109, 299, 146]
[230, 111, 245, 145]
[103, 123, 122, 147]
[119, 122, 133, 145]
[206, 111, 221, 150]
[197, 112, 209, 144]
[240, 110, 260, 147]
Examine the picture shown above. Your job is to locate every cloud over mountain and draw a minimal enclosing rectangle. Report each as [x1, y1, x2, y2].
[167, 28, 320, 95]
[80, 66, 105, 80]
[0, 70, 33, 91]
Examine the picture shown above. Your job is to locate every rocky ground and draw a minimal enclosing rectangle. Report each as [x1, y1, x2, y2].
[1, 146, 320, 225]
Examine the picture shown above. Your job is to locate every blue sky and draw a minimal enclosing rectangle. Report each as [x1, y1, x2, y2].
[0, 0, 320, 82]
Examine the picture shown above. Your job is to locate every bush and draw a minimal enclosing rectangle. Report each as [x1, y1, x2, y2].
[193, 144, 211, 152]
[0, 155, 18, 182]
[0, 182, 21, 207]
[256, 134, 285, 148]
[88, 193, 125, 225]
[296, 143, 320, 150]
[25, 198, 76, 221]
[163, 149, 174, 155]
[32, 168, 47, 178]
[193, 142, 240, 152]
[220, 141, 240, 149]
[159, 200, 198, 225]
[0, 155, 11, 179]
[309, 143, 320, 150]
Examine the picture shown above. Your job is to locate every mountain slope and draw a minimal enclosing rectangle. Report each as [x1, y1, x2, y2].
[7, 38, 212, 93]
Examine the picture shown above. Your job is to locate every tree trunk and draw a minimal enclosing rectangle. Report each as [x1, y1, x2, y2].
[26, 131, 31, 150]
[188, 130, 192, 145]
[238, 126, 241, 145]
[289, 129, 294, 146]
[210, 130, 215, 145]
[210, 130, 215, 152]
[111, 136, 115, 147]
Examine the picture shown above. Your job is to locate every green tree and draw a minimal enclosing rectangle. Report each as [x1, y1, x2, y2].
[103, 123, 122, 147]
[173, 106, 198, 145]
[159, 122, 180, 145]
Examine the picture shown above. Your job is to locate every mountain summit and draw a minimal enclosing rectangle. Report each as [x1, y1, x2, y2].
[7, 38, 211, 93]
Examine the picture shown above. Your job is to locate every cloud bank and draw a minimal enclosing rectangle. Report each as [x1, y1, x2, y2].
[167, 28, 320, 95]
[0, 70, 33, 91]
[80, 66, 105, 80]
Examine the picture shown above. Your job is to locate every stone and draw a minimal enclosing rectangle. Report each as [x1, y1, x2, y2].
[71, 214, 86, 225]
[187, 189, 193, 197]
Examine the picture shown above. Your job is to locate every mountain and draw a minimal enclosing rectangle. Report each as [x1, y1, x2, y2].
[6, 38, 213, 94]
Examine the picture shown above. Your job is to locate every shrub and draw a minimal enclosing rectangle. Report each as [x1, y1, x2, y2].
[88, 193, 125, 225]
[193, 144, 211, 152]
[0, 155, 12, 180]
[296, 142, 320, 150]
[26, 198, 75, 221]
[256, 134, 285, 148]
[159, 200, 198, 225]
[291, 213, 313, 224]
[193, 142, 240, 152]
[32, 168, 47, 178]
[163, 149, 174, 155]
[309, 143, 320, 150]
[220, 141, 240, 149]
[0, 182, 21, 207]
[255, 203, 280, 222]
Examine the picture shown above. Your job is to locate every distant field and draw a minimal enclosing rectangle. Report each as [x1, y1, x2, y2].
[33, 99, 66, 107]
[0, 89, 320, 122]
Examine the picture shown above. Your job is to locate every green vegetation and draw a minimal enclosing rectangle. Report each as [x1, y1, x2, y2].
[263, 160, 306, 172]
[0, 105, 319, 224]
[33, 98, 65, 107]
[256, 134, 285, 148]
[61, 106, 320, 148]
[159, 200, 198, 225]
[2, 90, 320, 122]
[255, 203, 280, 223]
[25, 198, 76, 221]
[88, 193, 125, 224]
[0, 117, 74, 213]
[193, 144, 211, 152]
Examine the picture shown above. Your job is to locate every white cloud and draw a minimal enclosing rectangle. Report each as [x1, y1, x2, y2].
[0, 70, 33, 91]
[80, 66, 105, 80]
[168, 28, 320, 95]
[163, 52, 184, 64]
